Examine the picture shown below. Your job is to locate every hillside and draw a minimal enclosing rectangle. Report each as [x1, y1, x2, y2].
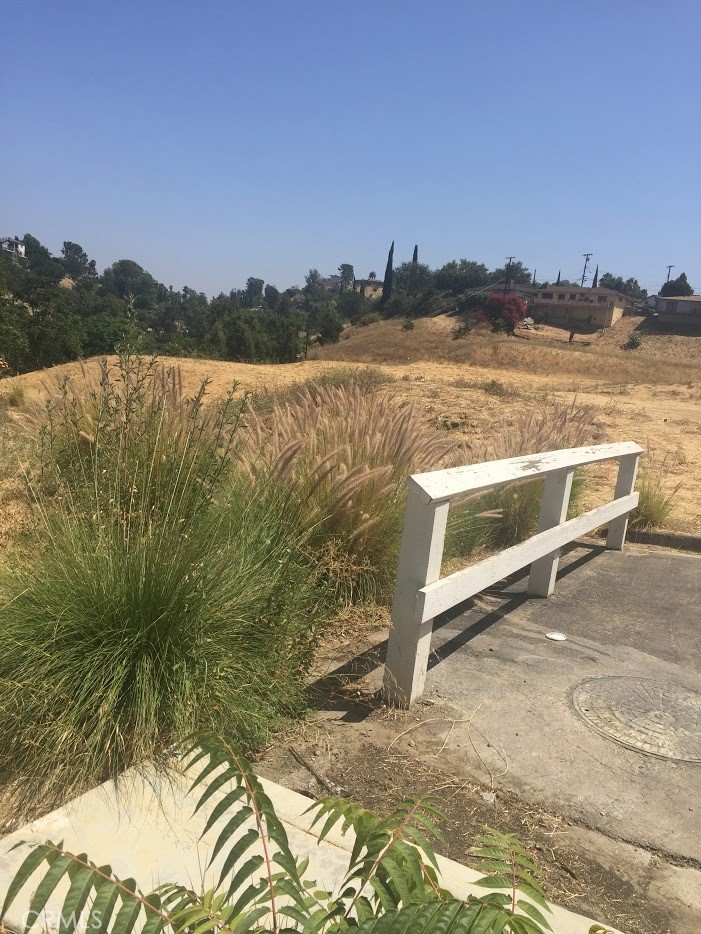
[2, 346, 699, 533]
[313, 314, 701, 384]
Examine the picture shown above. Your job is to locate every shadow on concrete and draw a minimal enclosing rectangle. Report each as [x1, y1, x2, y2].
[308, 542, 605, 719]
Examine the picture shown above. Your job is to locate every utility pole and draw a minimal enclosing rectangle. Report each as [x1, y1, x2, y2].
[580, 253, 592, 288]
[503, 256, 515, 297]
[666, 265, 675, 283]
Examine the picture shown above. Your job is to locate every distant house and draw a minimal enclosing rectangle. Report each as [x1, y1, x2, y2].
[323, 275, 344, 292]
[532, 286, 631, 330]
[0, 237, 26, 262]
[655, 295, 701, 324]
[353, 278, 383, 300]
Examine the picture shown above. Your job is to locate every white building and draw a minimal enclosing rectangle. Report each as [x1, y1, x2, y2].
[0, 237, 26, 261]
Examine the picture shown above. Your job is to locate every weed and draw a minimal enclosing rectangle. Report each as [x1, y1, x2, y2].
[0, 383, 25, 408]
[630, 455, 681, 530]
[624, 331, 643, 350]
[480, 378, 512, 398]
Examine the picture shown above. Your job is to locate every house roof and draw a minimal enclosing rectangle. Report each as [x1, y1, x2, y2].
[658, 294, 701, 303]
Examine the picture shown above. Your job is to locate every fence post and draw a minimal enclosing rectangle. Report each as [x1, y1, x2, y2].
[606, 452, 640, 550]
[527, 467, 575, 597]
[383, 479, 449, 707]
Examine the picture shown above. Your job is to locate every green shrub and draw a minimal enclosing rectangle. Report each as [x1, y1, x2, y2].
[2, 734, 555, 934]
[0, 355, 327, 815]
[624, 331, 642, 350]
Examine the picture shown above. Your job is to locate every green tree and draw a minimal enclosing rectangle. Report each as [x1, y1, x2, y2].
[243, 277, 265, 307]
[338, 263, 354, 290]
[380, 241, 394, 304]
[0, 297, 31, 372]
[337, 290, 365, 323]
[393, 261, 433, 295]
[434, 259, 489, 293]
[599, 273, 648, 301]
[264, 284, 280, 309]
[315, 307, 343, 344]
[303, 268, 325, 304]
[660, 271, 693, 297]
[101, 259, 159, 309]
[61, 241, 90, 279]
[490, 259, 532, 287]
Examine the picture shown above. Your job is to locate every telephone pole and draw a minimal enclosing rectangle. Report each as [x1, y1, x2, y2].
[580, 253, 592, 287]
[665, 265, 675, 283]
[503, 256, 515, 297]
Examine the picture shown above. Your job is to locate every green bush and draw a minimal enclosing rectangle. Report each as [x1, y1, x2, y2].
[623, 331, 642, 350]
[2, 734, 556, 934]
[0, 355, 327, 814]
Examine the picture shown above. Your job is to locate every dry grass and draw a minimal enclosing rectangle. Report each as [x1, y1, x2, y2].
[239, 382, 461, 599]
[314, 316, 701, 386]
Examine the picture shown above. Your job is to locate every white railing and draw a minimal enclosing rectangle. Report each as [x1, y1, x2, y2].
[383, 442, 643, 707]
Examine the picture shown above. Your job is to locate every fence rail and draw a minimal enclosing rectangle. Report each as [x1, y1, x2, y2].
[383, 442, 643, 707]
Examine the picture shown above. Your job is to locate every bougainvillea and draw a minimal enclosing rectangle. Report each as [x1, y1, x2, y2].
[474, 293, 527, 333]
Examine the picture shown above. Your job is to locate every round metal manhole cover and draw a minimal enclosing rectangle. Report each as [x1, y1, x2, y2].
[571, 677, 701, 762]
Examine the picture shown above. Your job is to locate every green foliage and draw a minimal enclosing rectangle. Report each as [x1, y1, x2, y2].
[1, 734, 554, 934]
[392, 261, 433, 295]
[623, 331, 642, 350]
[659, 271, 693, 297]
[337, 290, 366, 324]
[380, 241, 394, 304]
[598, 273, 647, 302]
[434, 259, 490, 294]
[0, 357, 327, 811]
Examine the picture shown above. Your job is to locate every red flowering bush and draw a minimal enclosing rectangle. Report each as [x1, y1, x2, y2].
[474, 293, 526, 333]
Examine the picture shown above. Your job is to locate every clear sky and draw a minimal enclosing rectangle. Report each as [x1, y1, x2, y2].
[3, 0, 699, 296]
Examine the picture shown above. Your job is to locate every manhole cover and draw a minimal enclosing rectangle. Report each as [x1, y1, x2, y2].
[571, 677, 701, 762]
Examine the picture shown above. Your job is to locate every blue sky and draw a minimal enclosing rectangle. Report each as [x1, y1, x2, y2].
[3, 0, 699, 295]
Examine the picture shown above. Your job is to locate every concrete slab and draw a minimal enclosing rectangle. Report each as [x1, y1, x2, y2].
[421, 544, 701, 863]
[0, 763, 619, 934]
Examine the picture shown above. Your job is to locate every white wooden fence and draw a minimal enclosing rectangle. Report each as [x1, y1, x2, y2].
[383, 442, 643, 706]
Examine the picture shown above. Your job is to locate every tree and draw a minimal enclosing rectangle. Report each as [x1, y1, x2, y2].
[490, 259, 532, 287]
[599, 273, 648, 301]
[434, 259, 489, 293]
[368, 271, 377, 280]
[264, 284, 280, 309]
[338, 264, 354, 290]
[380, 241, 394, 304]
[592, 265, 599, 288]
[315, 307, 344, 344]
[336, 290, 365, 323]
[0, 297, 31, 372]
[392, 261, 433, 295]
[243, 277, 264, 307]
[61, 241, 90, 279]
[412, 244, 418, 265]
[660, 272, 693, 297]
[101, 259, 159, 309]
[303, 268, 325, 305]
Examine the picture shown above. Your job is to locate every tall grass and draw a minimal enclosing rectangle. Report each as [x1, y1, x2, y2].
[240, 382, 457, 600]
[630, 455, 682, 530]
[0, 355, 326, 821]
[445, 401, 598, 560]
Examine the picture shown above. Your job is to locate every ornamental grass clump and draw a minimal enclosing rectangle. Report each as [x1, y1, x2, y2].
[445, 400, 598, 559]
[240, 382, 456, 600]
[0, 355, 326, 823]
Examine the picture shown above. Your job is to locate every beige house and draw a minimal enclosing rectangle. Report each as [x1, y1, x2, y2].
[656, 295, 701, 324]
[532, 286, 631, 329]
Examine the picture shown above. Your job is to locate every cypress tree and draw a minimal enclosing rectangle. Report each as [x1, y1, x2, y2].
[412, 244, 418, 264]
[381, 241, 394, 304]
[592, 265, 599, 288]
[556, 270, 561, 285]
